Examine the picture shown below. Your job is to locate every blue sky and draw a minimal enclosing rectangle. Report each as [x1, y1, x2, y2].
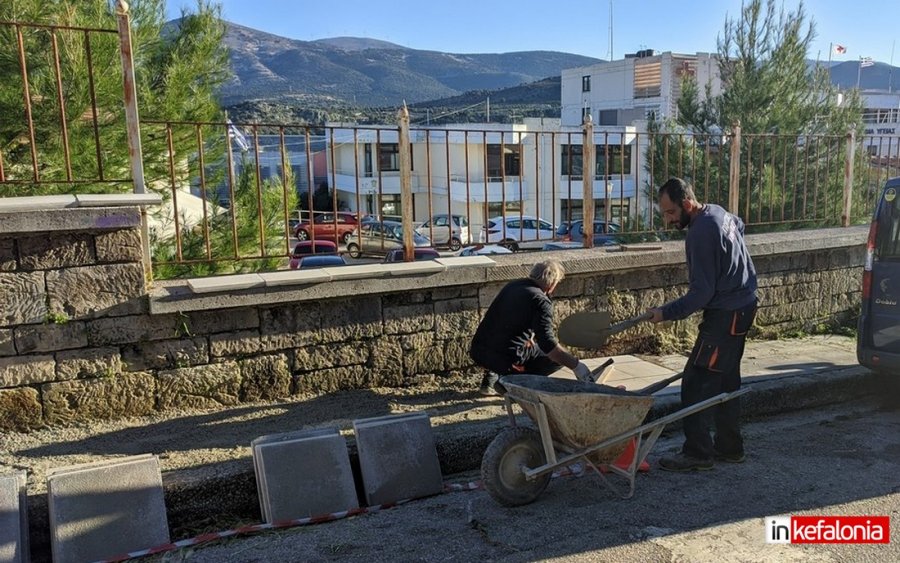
[165, 0, 899, 65]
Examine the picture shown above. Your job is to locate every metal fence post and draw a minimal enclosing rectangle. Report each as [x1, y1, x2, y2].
[582, 114, 595, 248]
[728, 121, 741, 215]
[398, 103, 414, 261]
[115, 0, 152, 282]
[842, 130, 856, 227]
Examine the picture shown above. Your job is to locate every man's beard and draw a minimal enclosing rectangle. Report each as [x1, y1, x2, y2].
[675, 208, 690, 230]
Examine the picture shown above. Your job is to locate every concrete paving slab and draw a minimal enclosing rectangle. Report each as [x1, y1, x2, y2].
[74, 194, 162, 207]
[47, 455, 169, 563]
[0, 195, 76, 212]
[353, 412, 443, 506]
[323, 264, 390, 280]
[251, 427, 358, 522]
[434, 256, 496, 268]
[188, 274, 265, 294]
[386, 262, 446, 276]
[0, 470, 28, 563]
[259, 269, 332, 287]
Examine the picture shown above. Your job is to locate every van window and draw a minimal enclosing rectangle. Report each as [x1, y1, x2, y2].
[876, 195, 900, 259]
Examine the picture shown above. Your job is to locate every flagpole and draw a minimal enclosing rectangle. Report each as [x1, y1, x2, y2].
[857, 58, 862, 90]
[828, 42, 833, 82]
[891, 40, 896, 92]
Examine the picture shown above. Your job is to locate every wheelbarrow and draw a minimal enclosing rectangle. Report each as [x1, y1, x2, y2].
[480, 373, 749, 506]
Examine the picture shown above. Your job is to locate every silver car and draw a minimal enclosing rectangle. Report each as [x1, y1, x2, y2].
[346, 220, 432, 258]
[416, 214, 470, 251]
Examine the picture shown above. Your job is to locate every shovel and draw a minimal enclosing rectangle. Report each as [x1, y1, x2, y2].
[558, 311, 653, 349]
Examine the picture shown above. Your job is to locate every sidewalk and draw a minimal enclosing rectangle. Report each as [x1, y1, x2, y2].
[6, 335, 881, 556]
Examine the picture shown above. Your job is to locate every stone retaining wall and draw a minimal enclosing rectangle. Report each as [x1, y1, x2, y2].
[0, 203, 867, 431]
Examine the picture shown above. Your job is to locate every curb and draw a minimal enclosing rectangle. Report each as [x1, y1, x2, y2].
[25, 366, 882, 560]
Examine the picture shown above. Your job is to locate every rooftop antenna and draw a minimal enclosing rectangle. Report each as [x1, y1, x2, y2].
[607, 0, 614, 61]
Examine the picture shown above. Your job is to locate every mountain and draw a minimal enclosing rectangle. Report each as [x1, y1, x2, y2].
[220, 21, 602, 108]
[827, 61, 900, 91]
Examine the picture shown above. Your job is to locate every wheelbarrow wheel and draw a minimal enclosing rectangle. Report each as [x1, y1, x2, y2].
[481, 427, 551, 506]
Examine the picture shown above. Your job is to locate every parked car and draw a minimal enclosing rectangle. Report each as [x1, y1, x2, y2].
[479, 215, 555, 250]
[288, 240, 338, 270]
[296, 254, 347, 269]
[459, 244, 514, 256]
[858, 176, 900, 376]
[383, 248, 441, 263]
[415, 214, 470, 251]
[346, 220, 432, 259]
[556, 220, 622, 246]
[293, 212, 360, 244]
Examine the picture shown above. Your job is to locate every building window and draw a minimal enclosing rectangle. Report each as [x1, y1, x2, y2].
[487, 144, 521, 178]
[582, 107, 592, 123]
[379, 194, 402, 219]
[561, 144, 633, 177]
[364, 143, 373, 176]
[487, 200, 522, 217]
[582, 75, 591, 92]
[599, 110, 617, 126]
[376, 143, 413, 172]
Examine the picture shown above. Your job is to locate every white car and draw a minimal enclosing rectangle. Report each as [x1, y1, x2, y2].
[479, 215, 556, 250]
[415, 214, 470, 251]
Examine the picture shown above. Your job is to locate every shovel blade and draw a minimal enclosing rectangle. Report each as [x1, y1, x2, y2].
[558, 311, 612, 349]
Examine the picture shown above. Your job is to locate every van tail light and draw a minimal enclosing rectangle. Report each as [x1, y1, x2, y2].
[862, 219, 877, 299]
[562, 234, 572, 241]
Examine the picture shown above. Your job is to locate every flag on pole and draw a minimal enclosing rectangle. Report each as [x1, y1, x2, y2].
[860, 56, 875, 68]
[227, 119, 250, 152]
[833, 44, 847, 55]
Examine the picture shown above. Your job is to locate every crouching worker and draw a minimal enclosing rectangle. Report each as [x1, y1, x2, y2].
[469, 259, 593, 396]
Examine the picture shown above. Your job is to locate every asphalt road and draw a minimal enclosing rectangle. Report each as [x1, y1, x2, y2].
[160, 398, 900, 563]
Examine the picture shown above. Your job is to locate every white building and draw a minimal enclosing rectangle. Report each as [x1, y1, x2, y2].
[560, 50, 722, 127]
[325, 119, 642, 233]
[859, 90, 900, 159]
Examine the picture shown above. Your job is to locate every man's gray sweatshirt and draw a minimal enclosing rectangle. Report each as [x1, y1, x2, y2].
[660, 204, 758, 321]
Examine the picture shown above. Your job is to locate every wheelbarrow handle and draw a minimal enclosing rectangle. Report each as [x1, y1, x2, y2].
[637, 371, 684, 395]
[607, 311, 654, 335]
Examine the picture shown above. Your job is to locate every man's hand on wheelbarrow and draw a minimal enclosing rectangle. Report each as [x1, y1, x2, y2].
[573, 361, 594, 383]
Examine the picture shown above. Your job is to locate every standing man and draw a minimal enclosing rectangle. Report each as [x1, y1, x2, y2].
[470, 259, 594, 395]
[648, 177, 758, 471]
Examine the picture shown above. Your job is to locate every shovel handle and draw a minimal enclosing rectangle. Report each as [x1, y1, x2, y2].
[638, 372, 684, 395]
[607, 311, 653, 335]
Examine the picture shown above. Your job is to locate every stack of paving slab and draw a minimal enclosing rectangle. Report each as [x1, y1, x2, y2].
[46, 454, 170, 563]
[0, 471, 29, 563]
[252, 411, 443, 524]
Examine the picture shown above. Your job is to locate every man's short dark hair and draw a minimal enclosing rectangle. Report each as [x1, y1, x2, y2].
[658, 177, 696, 206]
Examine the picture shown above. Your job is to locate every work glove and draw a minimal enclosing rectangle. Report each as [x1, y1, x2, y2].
[573, 361, 595, 383]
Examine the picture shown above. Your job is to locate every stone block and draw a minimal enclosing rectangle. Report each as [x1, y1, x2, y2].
[260, 303, 321, 334]
[188, 308, 259, 334]
[56, 347, 122, 380]
[0, 387, 43, 431]
[404, 343, 445, 375]
[157, 362, 241, 410]
[368, 340, 403, 372]
[240, 354, 291, 401]
[0, 271, 47, 326]
[47, 455, 169, 563]
[14, 321, 87, 353]
[86, 314, 181, 346]
[294, 365, 367, 394]
[42, 372, 156, 425]
[553, 276, 585, 297]
[294, 342, 369, 371]
[444, 337, 474, 370]
[435, 309, 480, 337]
[0, 329, 14, 356]
[121, 337, 208, 370]
[94, 229, 142, 263]
[353, 412, 443, 506]
[209, 330, 263, 358]
[0, 471, 28, 563]
[18, 233, 94, 270]
[47, 264, 145, 319]
[0, 354, 55, 388]
[251, 427, 358, 523]
[383, 303, 434, 335]
[0, 238, 15, 271]
[319, 298, 382, 343]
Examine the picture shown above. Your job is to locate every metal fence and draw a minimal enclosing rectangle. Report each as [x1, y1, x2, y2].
[2, 9, 897, 279]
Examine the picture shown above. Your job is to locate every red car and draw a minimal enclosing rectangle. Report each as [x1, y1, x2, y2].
[293, 212, 360, 244]
[288, 240, 338, 269]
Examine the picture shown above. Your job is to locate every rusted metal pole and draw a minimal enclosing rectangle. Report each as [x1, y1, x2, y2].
[398, 103, 414, 261]
[582, 114, 595, 248]
[115, 1, 152, 281]
[842, 130, 856, 227]
[728, 121, 742, 215]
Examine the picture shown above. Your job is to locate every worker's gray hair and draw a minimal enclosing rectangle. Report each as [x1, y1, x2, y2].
[529, 259, 565, 289]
